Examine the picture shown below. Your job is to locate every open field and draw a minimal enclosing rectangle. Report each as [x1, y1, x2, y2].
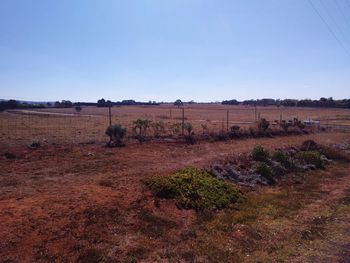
[1, 130, 350, 262]
[1, 104, 350, 146]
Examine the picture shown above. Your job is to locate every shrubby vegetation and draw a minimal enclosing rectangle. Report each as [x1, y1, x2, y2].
[105, 124, 126, 147]
[252, 145, 270, 162]
[145, 168, 242, 210]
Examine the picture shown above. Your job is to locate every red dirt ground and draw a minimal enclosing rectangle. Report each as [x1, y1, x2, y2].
[0, 131, 350, 262]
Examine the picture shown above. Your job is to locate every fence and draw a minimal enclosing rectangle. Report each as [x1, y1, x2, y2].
[1, 105, 349, 147]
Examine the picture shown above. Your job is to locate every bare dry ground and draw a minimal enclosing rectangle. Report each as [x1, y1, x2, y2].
[1, 130, 350, 262]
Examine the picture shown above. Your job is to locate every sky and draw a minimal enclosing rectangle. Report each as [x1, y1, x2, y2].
[0, 0, 350, 102]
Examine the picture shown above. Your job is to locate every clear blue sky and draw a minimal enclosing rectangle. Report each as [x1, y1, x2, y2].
[1, 0, 350, 102]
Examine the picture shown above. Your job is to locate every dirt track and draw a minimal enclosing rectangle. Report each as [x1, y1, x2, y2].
[1, 131, 350, 262]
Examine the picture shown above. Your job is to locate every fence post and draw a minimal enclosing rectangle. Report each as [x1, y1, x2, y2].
[226, 110, 229, 131]
[182, 108, 185, 136]
[170, 108, 172, 119]
[108, 106, 112, 126]
[254, 104, 257, 122]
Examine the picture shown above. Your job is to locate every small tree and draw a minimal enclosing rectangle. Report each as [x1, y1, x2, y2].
[105, 124, 126, 147]
[75, 105, 82, 112]
[174, 99, 183, 108]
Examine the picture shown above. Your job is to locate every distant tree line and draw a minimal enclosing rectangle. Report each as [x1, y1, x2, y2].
[97, 98, 159, 107]
[222, 97, 350, 108]
[0, 100, 46, 111]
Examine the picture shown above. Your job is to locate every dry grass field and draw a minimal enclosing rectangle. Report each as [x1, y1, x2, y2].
[1, 104, 350, 146]
[1, 105, 350, 262]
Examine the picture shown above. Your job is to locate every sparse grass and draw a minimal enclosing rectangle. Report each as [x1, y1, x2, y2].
[138, 210, 177, 238]
[145, 167, 242, 210]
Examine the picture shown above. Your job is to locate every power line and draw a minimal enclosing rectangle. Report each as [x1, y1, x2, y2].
[318, 0, 350, 44]
[334, 0, 350, 29]
[307, 0, 350, 57]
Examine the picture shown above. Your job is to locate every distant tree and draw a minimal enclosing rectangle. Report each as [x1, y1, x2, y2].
[75, 105, 82, 112]
[97, 98, 106, 107]
[174, 99, 183, 108]
[222, 99, 239, 105]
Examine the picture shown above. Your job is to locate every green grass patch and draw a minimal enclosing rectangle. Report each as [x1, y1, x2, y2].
[145, 167, 242, 210]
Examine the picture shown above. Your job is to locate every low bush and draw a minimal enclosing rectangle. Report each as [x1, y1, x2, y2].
[255, 162, 275, 184]
[252, 145, 270, 162]
[105, 124, 126, 147]
[145, 167, 242, 210]
[272, 150, 292, 168]
[258, 118, 270, 132]
[296, 151, 324, 168]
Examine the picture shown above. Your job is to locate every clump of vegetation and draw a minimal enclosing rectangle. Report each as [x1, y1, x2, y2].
[171, 123, 182, 135]
[152, 121, 165, 138]
[230, 125, 240, 132]
[133, 119, 152, 142]
[252, 145, 270, 162]
[296, 151, 324, 168]
[105, 124, 126, 147]
[258, 118, 270, 132]
[255, 162, 275, 184]
[272, 150, 292, 168]
[75, 105, 82, 112]
[293, 118, 305, 130]
[145, 168, 242, 210]
[280, 120, 292, 132]
[183, 122, 196, 144]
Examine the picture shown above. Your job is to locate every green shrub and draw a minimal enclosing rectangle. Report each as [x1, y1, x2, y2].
[297, 151, 324, 168]
[145, 168, 242, 210]
[255, 162, 275, 184]
[252, 145, 270, 162]
[272, 150, 292, 168]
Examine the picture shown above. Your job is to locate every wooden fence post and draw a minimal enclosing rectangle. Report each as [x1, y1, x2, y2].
[226, 110, 229, 131]
[108, 106, 112, 126]
[182, 108, 185, 136]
